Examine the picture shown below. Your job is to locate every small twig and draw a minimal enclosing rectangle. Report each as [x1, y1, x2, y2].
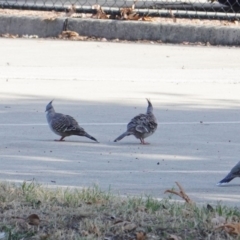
[169, 9, 177, 23]
[164, 182, 194, 204]
[132, 0, 138, 10]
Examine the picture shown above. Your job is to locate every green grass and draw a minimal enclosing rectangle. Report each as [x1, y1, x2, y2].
[0, 181, 239, 239]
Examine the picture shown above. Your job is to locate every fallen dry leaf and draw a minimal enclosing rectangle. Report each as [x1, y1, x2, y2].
[42, 10, 61, 21]
[120, 8, 133, 20]
[27, 214, 40, 226]
[128, 13, 140, 20]
[164, 182, 194, 204]
[85, 199, 105, 205]
[112, 221, 137, 232]
[120, 8, 139, 20]
[89, 224, 100, 236]
[91, 5, 108, 19]
[64, 31, 78, 38]
[81, 230, 89, 236]
[12, 213, 41, 226]
[216, 223, 240, 235]
[136, 231, 147, 240]
[58, 31, 86, 40]
[66, 4, 77, 17]
[168, 234, 182, 240]
[142, 16, 154, 22]
[43, 16, 57, 21]
[123, 222, 137, 231]
[1, 33, 18, 38]
[39, 234, 51, 240]
[120, 0, 140, 20]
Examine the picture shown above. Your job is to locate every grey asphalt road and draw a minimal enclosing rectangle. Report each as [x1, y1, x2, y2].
[1, 38, 240, 206]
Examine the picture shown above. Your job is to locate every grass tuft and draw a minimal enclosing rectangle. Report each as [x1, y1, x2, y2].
[0, 181, 238, 239]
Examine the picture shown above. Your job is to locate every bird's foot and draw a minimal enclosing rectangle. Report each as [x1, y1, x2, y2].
[54, 139, 65, 142]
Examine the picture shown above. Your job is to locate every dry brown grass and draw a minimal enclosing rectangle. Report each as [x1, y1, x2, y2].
[0, 181, 239, 239]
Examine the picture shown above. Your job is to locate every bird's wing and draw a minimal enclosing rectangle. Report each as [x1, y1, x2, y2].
[127, 114, 145, 133]
[52, 113, 84, 134]
[128, 114, 157, 134]
[65, 115, 81, 128]
[135, 125, 149, 133]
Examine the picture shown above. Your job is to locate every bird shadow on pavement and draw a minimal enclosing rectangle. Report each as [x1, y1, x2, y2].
[217, 184, 240, 187]
[37, 139, 99, 144]
[112, 142, 158, 146]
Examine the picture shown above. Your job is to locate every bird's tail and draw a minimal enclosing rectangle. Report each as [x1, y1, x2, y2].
[114, 131, 130, 142]
[216, 173, 234, 186]
[84, 133, 99, 143]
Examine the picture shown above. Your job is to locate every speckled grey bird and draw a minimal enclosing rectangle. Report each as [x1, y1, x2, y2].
[45, 100, 98, 142]
[217, 161, 240, 186]
[114, 99, 157, 144]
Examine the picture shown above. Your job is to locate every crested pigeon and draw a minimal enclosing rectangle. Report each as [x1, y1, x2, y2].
[114, 99, 157, 144]
[217, 161, 240, 186]
[45, 100, 98, 142]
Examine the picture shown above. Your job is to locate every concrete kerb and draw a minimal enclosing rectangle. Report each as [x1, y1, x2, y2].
[0, 15, 64, 37]
[0, 14, 240, 45]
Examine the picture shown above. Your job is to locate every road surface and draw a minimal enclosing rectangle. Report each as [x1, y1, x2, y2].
[1, 38, 240, 206]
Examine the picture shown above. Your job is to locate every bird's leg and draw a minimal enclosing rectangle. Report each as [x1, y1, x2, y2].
[140, 138, 149, 145]
[55, 136, 65, 141]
